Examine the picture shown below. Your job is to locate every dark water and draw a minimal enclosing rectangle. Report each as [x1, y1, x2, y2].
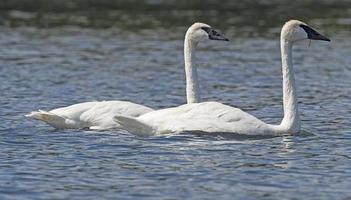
[1, 1, 351, 199]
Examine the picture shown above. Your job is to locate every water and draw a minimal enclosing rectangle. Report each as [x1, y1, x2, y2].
[1, 1, 351, 199]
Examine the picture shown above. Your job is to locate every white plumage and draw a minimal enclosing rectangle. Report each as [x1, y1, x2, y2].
[26, 101, 153, 129]
[115, 20, 330, 136]
[115, 102, 276, 136]
[26, 22, 228, 130]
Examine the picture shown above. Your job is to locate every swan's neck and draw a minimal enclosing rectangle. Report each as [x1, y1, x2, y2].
[278, 38, 300, 133]
[184, 36, 200, 104]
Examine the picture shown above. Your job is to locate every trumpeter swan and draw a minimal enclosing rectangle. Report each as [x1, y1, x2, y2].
[114, 20, 330, 136]
[26, 22, 228, 130]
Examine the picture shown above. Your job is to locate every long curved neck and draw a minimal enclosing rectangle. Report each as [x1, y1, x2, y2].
[184, 35, 200, 104]
[278, 38, 300, 133]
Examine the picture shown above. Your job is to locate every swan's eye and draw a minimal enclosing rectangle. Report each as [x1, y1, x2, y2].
[300, 24, 320, 36]
[201, 26, 229, 41]
[201, 27, 220, 36]
[201, 27, 211, 34]
[212, 30, 220, 36]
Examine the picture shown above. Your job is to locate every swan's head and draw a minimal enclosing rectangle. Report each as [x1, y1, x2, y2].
[186, 22, 229, 43]
[281, 20, 330, 43]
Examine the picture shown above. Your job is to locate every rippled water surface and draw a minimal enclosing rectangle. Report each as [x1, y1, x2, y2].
[1, 4, 351, 199]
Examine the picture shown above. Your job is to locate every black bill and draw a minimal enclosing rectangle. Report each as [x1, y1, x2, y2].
[201, 27, 229, 41]
[300, 24, 331, 42]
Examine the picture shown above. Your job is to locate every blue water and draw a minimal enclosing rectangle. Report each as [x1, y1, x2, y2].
[0, 24, 350, 199]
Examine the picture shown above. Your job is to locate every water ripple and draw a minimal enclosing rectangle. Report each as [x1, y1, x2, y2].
[0, 21, 350, 200]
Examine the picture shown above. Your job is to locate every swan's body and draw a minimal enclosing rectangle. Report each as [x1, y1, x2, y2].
[26, 101, 154, 129]
[115, 102, 279, 136]
[26, 22, 228, 130]
[115, 20, 330, 136]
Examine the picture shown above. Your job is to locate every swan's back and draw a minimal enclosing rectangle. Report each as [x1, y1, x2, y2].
[50, 102, 99, 119]
[137, 102, 272, 135]
[29, 101, 154, 130]
[140, 102, 254, 122]
[81, 101, 153, 123]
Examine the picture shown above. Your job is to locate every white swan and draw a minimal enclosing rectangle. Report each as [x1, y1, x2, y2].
[115, 20, 330, 136]
[26, 22, 228, 130]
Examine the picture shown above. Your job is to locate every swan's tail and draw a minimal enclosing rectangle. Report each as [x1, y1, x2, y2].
[25, 110, 67, 129]
[114, 115, 154, 136]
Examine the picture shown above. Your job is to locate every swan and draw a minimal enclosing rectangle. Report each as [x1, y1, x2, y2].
[26, 22, 228, 130]
[114, 20, 331, 136]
